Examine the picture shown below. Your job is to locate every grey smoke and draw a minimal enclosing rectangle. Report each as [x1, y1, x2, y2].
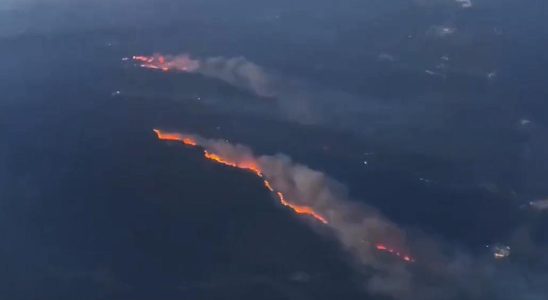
[143, 52, 392, 128]
[140, 52, 444, 134]
[165, 131, 548, 300]
[144, 53, 274, 98]
[197, 56, 274, 98]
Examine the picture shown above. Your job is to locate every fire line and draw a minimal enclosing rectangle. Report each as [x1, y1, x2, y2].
[153, 129, 326, 224]
[152, 128, 414, 262]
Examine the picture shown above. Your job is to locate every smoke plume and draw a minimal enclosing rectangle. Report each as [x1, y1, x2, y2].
[132, 54, 273, 97]
[153, 129, 548, 300]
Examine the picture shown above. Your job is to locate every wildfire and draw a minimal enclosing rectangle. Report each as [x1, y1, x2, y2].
[130, 54, 199, 73]
[204, 151, 263, 177]
[202, 150, 328, 224]
[153, 129, 197, 146]
[153, 128, 414, 263]
[153, 128, 327, 224]
[276, 192, 329, 224]
[132, 56, 151, 62]
[132, 55, 169, 71]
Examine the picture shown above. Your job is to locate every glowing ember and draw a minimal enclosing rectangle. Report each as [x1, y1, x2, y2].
[376, 244, 414, 262]
[263, 179, 274, 192]
[276, 192, 329, 224]
[153, 128, 414, 263]
[376, 244, 387, 251]
[204, 151, 239, 168]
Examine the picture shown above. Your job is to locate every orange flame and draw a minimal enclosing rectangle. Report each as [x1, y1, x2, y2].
[153, 129, 197, 146]
[263, 179, 274, 192]
[153, 129, 327, 224]
[130, 54, 199, 73]
[203, 150, 327, 224]
[204, 151, 263, 177]
[132, 55, 170, 72]
[203, 149, 328, 224]
[276, 192, 329, 224]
